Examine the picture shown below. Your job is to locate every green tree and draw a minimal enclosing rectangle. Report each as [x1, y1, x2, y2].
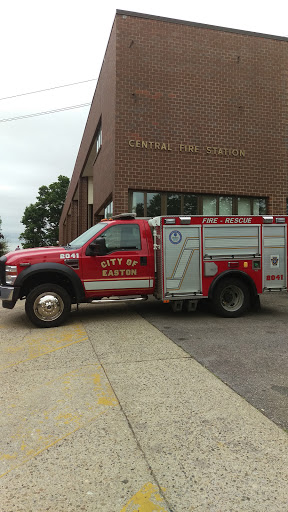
[0, 217, 9, 256]
[20, 175, 70, 248]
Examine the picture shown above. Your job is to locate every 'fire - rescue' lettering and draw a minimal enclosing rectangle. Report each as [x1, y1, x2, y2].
[202, 217, 252, 224]
[225, 217, 252, 224]
[202, 218, 218, 224]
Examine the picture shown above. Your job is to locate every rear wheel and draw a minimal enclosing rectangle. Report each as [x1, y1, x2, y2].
[25, 284, 71, 328]
[212, 278, 250, 318]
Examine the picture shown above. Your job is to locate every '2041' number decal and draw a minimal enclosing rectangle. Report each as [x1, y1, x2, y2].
[266, 275, 284, 281]
[60, 253, 79, 259]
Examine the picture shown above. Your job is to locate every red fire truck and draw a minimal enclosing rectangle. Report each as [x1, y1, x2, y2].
[0, 214, 287, 327]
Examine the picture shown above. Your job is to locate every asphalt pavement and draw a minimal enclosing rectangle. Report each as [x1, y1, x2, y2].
[0, 299, 287, 511]
[135, 293, 288, 430]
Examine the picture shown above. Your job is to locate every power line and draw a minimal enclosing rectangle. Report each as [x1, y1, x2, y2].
[0, 103, 91, 123]
[0, 79, 97, 102]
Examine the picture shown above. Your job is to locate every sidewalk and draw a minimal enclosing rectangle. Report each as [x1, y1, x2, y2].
[0, 302, 287, 511]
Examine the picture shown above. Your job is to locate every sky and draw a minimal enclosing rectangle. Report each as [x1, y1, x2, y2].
[1, 0, 287, 251]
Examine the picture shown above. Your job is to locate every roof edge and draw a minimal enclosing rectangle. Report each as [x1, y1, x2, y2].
[116, 10, 288, 42]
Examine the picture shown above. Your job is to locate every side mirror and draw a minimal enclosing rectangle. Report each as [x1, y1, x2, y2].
[86, 237, 107, 256]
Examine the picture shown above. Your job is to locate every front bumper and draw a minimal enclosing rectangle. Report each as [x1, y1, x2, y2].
[0, 286, 15, 301]
[0, 286, 19, 309]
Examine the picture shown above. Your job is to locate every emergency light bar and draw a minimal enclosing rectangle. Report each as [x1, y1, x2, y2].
[112, 213, 136, 220]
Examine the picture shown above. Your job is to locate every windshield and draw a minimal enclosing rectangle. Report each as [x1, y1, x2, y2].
[66, 223, 107, 248]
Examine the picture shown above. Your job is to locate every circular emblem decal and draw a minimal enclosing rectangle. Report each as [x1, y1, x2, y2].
[169, 230, 182, 244]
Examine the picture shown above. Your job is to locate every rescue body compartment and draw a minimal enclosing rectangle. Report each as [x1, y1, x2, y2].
[149, 215, 287, 303]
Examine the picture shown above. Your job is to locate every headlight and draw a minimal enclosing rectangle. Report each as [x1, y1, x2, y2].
[5, 265, 18, 285]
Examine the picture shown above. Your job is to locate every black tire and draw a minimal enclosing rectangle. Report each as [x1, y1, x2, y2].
[25, 283, 71, 328]
[212, 278, 250, 318]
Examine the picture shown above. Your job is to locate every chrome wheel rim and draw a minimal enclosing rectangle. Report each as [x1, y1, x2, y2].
[33, 292, 64, 322]
[220, 285, 244, 312]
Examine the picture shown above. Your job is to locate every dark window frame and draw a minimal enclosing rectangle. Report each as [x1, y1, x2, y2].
[94, 117, 102, 162]
[129, 190, 267, 216]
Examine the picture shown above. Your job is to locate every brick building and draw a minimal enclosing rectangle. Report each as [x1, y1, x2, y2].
[59, 10, 288, 244]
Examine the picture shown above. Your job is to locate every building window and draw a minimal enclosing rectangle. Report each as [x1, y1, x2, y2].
[238, 197, 251, 215]
[219, 196, 233, 215]
[147, 192, 161, 217]
[167, 193, 181, 215]
[253, 198, 266, 215]
[183, 194, 198, 215]
[95, 119, 102, 157]
[104, 200, 113, 218]
[131, 191, 161, 216]
[130, 191, 267, 216]
[203, 195, 217, 215]
[88, 204, 93, 228]
[132, 192, 144, 216]
[238, 197, 267, 215]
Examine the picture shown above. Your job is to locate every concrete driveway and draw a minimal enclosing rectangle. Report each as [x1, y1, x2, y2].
[0, 299, 287, 511]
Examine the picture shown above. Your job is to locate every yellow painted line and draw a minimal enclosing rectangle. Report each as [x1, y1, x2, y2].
[0, 323, 88, 371]
[121, 482, 168, 512]
[0, 365, 118, 478]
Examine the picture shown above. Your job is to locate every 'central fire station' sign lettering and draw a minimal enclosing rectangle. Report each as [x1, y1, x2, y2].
[128, 139, 245, 157]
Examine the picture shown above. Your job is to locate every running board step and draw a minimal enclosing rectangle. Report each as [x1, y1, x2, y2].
[90, 296, 148, 304]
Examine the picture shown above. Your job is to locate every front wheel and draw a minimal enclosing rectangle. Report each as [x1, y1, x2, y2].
[25, 284, 71, 328]
[212, 278, 250, 318]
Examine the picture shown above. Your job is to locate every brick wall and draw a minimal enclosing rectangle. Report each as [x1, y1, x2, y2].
[114, 13, 288, 214]
[59, 19, 117, 243]
[59, 12, 288, 244]
[92, 23, 117, 217]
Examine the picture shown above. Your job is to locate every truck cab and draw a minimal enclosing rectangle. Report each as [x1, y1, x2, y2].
[0, 214, 155, 327]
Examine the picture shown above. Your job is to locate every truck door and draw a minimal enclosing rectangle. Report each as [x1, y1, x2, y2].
[263, 225, 287, 290]
[82, 222, 154, 297]
[163, 226, 201, 295]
